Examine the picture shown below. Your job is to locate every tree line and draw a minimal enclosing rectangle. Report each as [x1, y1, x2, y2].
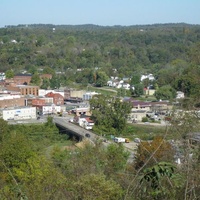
[1, 23, 200, 101]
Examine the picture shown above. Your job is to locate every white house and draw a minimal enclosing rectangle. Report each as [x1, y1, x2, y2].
[3, 107, 36, 121]
[78, 116, 94, 130]
[141, 74, 155, 82]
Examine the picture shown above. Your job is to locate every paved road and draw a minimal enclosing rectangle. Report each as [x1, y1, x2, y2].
[53, 116, 100, 145]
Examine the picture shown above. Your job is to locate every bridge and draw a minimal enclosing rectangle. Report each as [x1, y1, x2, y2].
[53, 116, 136, 163]
[53, 117, 97, 144]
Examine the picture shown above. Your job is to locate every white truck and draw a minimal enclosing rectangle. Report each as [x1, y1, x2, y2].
[114, 137, 130, 143]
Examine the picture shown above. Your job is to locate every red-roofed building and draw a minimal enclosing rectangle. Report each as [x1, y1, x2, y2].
[45, 92, 64, 105]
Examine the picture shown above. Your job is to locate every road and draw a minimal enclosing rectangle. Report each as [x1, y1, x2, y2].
[53, 116, 100, 145]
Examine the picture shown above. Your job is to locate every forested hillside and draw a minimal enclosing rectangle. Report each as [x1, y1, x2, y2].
[1, 23, 200, 97]
[1, 23, 200, 74]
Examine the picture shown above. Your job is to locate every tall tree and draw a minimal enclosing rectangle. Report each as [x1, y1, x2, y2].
[30, 73, 41, 86]
[90, 95, 132, 134]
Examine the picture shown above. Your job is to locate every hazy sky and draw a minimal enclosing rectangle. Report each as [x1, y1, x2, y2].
[1, 0, 200, 27]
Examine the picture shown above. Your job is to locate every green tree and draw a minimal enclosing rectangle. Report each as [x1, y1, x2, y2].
[130, 74, 141, 85]
[131, 83, 144, 97]
[73, 173, 124, 200]
[30, 73, 41, 86]
[5, 69, 14, 78]
[139, 162, 182, 200]
[105, 143, 130, 173]
[0, 119, 10, 141]
[50, 75, 61, 89]
[42, 66, 55, 75]
[154, 85, 176, 101]
[40, 78, 50, 89]
[95, 71, 109, 87]
[90, 95, 132, 134]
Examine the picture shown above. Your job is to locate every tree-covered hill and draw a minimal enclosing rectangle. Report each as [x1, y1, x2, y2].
[1, 23, 200, 73]
[1, 23, 200, 98]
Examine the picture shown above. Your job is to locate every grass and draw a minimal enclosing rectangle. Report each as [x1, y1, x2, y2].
[87, 86, 117, 96]
[122, 124, 167, 141]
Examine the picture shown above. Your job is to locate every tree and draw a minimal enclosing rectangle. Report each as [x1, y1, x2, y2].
[135, 136, 175, 169]
[105, 143, 130, 174]
[139, 162, 182, 200]
[95, 71, 109, 87]
[73, 173, 124, 200]
[42, 66, 55, 75]
[154, 85, 176, 101]
[40, 78, 50, 89]
[130, 74, 141, 85]
[5, 69, 14, 78]
[50, 75, 61, 89]
[0, 132, 67, 199]
[131, 83, 144, 97]
[90, 95, 132, 134]
[30, 73, 41, 86]
[0, 118, 10, 141]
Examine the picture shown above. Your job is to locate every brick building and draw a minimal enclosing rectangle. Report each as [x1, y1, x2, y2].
[6, 85, 39, 96]
[45, 92, 64, 105]
[0, 95, 25, 108]
[13, 74, 32, 85]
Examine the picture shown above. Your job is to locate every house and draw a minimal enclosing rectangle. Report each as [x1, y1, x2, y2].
[144, 88, 156, 96]
[141, 74, 155, 82]
[78, 115, 94, 130]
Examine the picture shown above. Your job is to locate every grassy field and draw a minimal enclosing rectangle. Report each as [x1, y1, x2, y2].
[122, 123, 167, 141]
[87, 86, 118, 96]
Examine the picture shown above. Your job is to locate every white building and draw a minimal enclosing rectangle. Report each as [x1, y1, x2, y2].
[39, 89, 64, 97]
[176, 91, 184, 99]
[0, 72, 6, 81]
[83, 91, 99, 101]
[78, 117, 94, 130]
[3, 107, 36, 121]
[42, 105, 61, 115]
[141, 74, 155, 82]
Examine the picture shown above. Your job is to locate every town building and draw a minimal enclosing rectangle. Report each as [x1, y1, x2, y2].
[45, 92, 64, 105]
[2, 107, 36, 121]
[0, 95, 25, 108]
[83, 91, 99, 101]
[6, 85, 39, 96]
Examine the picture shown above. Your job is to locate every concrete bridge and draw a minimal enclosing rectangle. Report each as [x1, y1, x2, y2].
[53, 117, 97, 144]
[53, 116, 136, 163]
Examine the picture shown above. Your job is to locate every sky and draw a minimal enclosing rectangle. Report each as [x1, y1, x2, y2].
[0, 0, 200, 27]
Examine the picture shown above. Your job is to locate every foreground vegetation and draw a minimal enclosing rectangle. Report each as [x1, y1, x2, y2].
[0, 115, 199, 199]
